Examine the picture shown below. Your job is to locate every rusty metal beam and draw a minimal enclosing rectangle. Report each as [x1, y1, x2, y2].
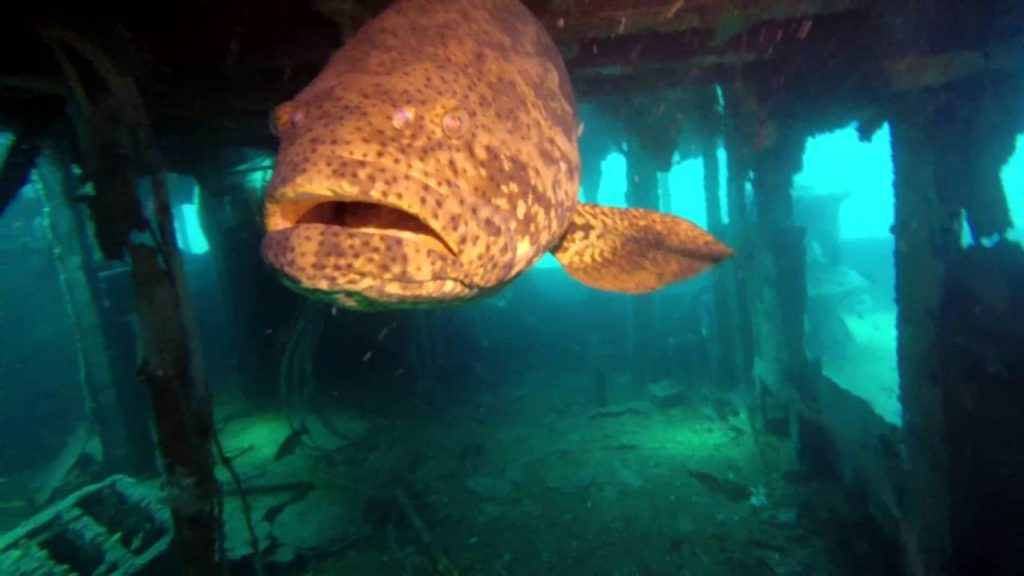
[882, 36, 1024, 92]
[565, 14, 830, 72]
[540, 0, 866, 41]
[566, 11, 856, 99]
[572, 35, 1024, 100]
[5, 0, 1015, 168]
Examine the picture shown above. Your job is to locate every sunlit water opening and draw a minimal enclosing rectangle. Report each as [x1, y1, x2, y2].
[172, 180, 210, 256]
[795, 123, 901, 425]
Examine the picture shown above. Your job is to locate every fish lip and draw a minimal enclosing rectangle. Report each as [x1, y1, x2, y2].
[261, 224, 463, 272]
[274, 196, 461, 262]
[265, 159, 465, 266]
[260, 224, 475, 304]
[265, 154, 516, 288]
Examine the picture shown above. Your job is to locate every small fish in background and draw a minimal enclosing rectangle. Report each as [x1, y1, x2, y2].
[274, 425, 309, 462]
[377, 322, 395, 341]
[687, 468, 753, 503]
[260, 0, 732, 312]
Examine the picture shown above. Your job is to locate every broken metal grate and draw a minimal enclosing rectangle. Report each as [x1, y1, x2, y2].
[0, 475, 173, 575]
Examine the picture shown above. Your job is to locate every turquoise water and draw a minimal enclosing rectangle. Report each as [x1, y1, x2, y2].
[0, 2, 1021, 570]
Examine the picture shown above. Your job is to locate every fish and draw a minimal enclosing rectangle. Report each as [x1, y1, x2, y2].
[261, 0, 733, 311]
[273, 425, 308, 461]
[687, 468, 753, 502]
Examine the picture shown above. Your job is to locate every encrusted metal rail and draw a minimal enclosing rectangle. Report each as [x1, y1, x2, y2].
[0, 475, 173, 575]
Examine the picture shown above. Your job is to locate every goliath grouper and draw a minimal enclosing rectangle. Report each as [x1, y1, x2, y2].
[261, 0, 733, 311]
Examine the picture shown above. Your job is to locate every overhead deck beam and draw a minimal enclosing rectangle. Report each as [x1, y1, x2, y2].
[537, 0, 865, 41]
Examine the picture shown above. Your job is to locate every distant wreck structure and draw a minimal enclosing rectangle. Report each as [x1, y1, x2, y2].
[0, 0, 1022, 574]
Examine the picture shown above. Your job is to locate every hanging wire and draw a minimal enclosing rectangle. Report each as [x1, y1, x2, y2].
[278, 300, 353, 455]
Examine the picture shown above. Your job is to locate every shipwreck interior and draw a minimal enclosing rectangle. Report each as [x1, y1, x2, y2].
[1, 0, 1023, 574]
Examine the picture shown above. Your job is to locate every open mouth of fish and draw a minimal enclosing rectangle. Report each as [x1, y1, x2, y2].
[292, 200, 457, 257]
[261, 189, 474, 294]
[261, 157, 516, 292]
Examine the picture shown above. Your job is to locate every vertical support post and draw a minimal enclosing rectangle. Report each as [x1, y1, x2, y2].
[195, 163, 290, 405]
[45, 31, 219, 575]
[889, 97, 961, 576]
[698, 86, 738, 390]
[579, 138, 606, 204]
[721, 87, 756, 391]
[34, 138, 134, 471]
[624, 145, 660, 391]
[746, 124, 808, 477]
[608, 94, 685, 392]
[929, 76, 1024, 576]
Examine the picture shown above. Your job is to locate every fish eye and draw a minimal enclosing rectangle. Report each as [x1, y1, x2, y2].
[442, 110, 470, 138]
[269, 107, 284, 136]
[270, 102, 305, 136]
[392, 106, 415, 129]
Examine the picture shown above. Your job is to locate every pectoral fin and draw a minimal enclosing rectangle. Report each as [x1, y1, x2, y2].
[551, 203, 733, 293]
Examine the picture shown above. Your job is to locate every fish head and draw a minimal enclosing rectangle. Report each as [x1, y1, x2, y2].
[261, 77, 520, 311]
[262, 0, 582, 311]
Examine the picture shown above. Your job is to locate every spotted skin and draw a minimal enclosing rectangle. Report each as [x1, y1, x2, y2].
[551, 204, 733, 293]
[261, 0, 732, 310]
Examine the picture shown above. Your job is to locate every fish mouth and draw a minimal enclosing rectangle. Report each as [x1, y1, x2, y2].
[260, 186, 474, 305]
[261, 154, 516, 301]
[292, 200, 457, 258]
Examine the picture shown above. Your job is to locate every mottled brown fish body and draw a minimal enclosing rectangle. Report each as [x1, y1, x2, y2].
[262, 0, 734, 309]
[262, 0, 580, 309]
